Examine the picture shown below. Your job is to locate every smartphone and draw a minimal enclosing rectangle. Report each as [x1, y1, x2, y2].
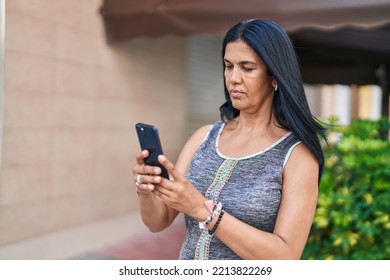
[135, 123, 169, 179]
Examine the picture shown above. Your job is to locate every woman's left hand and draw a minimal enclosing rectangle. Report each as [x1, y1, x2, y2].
[153, 155, 206, 220]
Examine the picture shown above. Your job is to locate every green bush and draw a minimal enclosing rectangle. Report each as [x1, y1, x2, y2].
[302, 118, 390, 260]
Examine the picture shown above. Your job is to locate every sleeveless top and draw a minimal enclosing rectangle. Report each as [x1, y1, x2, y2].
[179, 121, 301, 260]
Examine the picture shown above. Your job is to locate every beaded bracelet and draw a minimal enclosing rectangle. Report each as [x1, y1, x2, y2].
[208, 209, 225, 235]
[198, 201, 222, 229]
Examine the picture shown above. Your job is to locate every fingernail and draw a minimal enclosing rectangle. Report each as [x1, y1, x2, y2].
[154, 167, 160, 173]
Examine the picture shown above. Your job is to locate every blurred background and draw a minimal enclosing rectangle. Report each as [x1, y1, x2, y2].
[0, 0, 388, 260]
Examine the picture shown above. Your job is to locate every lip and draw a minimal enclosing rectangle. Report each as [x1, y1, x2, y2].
[230, 89, 245, 98]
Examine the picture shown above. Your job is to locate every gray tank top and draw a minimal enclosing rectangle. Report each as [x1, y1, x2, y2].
[179, 121, 301, 260]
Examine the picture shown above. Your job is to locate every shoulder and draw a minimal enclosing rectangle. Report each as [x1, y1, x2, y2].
[189, 124, 214, 145]
[283, 143, 319, 190]
[175, 124, 214, 175]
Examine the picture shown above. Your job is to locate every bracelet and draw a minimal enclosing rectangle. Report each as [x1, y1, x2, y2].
[198, 202, 222, 229]
[208, 209, 225, 235]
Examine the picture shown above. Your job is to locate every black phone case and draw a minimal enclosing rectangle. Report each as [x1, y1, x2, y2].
[135, 123, 169, 179]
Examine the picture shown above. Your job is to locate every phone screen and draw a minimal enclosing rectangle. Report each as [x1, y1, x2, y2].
[135, 123, 169, 179]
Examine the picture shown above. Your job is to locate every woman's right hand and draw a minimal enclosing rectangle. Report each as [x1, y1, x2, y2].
[132, 150, 163, 195]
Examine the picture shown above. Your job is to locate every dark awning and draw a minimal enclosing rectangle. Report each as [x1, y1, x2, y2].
[99, 0, 390, 116]
[100, 0, 390, 40]
[290, 23, 390, 85]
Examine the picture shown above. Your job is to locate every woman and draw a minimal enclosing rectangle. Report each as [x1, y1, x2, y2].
[132, 19, 326, 260]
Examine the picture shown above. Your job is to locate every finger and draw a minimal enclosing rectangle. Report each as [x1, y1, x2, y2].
[135, 150, 149, 165]
[137, 174, 163, 185]
[153, 185, 173, 201]
[136, 183, 155, 195]
[158, 155, 185, 182]
[133, 165, 162, 177]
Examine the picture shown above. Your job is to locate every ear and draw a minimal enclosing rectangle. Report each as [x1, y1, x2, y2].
[271, 78, 278, 91]
[271, 78, 277, 88]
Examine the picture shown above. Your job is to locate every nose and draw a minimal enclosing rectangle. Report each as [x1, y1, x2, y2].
[229, 67, 242, 84]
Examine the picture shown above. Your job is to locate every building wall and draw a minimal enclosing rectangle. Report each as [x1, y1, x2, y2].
[187, 35, 224, 136]
[0, 0, 187, 246]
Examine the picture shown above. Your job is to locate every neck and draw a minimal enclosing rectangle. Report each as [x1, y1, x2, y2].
[235, 107, 277, 134]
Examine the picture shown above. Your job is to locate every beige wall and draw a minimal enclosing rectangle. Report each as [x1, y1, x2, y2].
[0, 0, 187, 246]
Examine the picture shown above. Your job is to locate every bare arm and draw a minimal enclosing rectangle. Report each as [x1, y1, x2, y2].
[133, 125, 212, 232]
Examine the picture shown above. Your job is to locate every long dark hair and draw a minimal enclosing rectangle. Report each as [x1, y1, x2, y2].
[220, 19, 327, 180]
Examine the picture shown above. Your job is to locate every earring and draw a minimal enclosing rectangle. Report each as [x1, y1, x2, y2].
[274, 84, 278, 92]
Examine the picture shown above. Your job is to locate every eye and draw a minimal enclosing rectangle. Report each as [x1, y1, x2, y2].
[224, 64, 233, 70]
[243, 67, 254, 72]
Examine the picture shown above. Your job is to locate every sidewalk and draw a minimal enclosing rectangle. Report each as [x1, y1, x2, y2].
[71, 220, 186, 260]
[0, 214, 185, 260]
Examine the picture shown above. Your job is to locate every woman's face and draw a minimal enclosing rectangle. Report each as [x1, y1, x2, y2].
[224, 39, 275, 114]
